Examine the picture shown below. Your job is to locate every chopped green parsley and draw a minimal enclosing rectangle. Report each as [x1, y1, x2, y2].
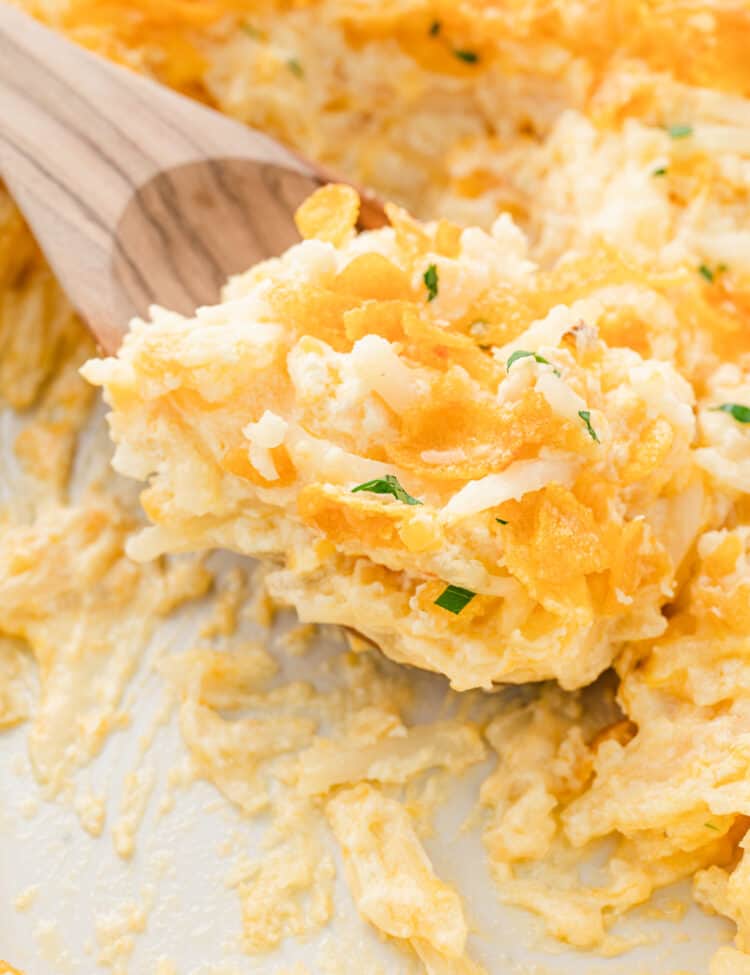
[667, 123, 693, 139]
[287, 58, 304, 78]
[578, 410, 600, 442]
[704, 822, 720, 831]
[423, 263, 439, 302]
[495, 517, 508, 525]
[429, 19, 441, 36]
[652, 166, 668, 177]
[698, 263, 729, 283]
[453, 49, 479, 64]
[506, 349, 559, 375]
[435, 585, 476, 614]
[351, 474, 422, 505]
[712, 403, 750, 424]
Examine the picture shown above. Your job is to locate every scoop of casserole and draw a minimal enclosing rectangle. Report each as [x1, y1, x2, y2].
[83, 185, 704, 690]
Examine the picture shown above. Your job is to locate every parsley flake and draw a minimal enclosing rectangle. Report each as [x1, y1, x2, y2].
[423, 263, 439, 302]
[241, 23, 262, 39]
[435, 585, 476, 614]
[704, 822, 720, 831]
[495, 517, 508, 525]
[506, 349, 560, 376]
[652, 166, 668, 176]
[578, 410, 600, 442]
[667, 123, 693, 140]
[453, 49, 479, 64]
[712, 403, 750, 424]
[429, 19, 441, 35]
[352, 474, 423, 505]
[287, 57, 304, 78]
[698, 263, 715, 283]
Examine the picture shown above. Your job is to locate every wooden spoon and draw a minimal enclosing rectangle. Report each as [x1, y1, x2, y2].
[0, 5, 385, 353]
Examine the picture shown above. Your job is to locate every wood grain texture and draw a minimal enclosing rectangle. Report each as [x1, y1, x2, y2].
[0, 5, 385, 352]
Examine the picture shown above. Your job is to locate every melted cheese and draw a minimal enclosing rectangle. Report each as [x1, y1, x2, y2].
[326, 784, 472, 966]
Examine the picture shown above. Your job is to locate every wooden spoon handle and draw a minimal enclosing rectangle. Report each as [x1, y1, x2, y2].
[0, 7, 140, 228]
[0, 5, 314, 207]
[0, 7, 385, 351]
[0, 6, 324, 345]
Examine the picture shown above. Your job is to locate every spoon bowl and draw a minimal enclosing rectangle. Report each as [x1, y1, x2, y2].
[112, 157, 319, 335]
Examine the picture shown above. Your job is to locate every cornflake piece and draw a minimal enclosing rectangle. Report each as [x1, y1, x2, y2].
[294, 183, 360, 247]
